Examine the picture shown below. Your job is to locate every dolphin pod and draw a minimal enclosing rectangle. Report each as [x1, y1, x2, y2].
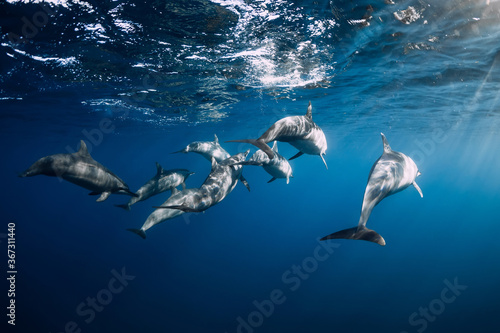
[19, 103, 422, 245]
[227, 101, 328, 169]
[127, 150, 250, 239]
[172, 134, 251, 191]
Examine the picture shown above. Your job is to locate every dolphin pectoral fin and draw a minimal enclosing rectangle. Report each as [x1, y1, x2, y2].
[127, 228, 146, 239]
[115, 203, 131, 211]
[413, 181, 423, 198]
[240, 175, 251, 192]
[321, 226, 386, 246]
[320, 154, 328, 169]
[267, 177, 277, 183]
[153, 205, 201, 213]
[96, 192, 111, 202]
[227, 139, 275, 159]
[289, 151, 304, 160]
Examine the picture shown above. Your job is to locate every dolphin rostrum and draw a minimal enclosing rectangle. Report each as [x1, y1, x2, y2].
[19, 140, 137, 202]
[232, 141, 293, 184]
[321, 133, 423, 246]
[172, 134, 250, 191]
[128, 150, 250, 239]
[115, 163, 194, 210]
[227, 102, 328, 169]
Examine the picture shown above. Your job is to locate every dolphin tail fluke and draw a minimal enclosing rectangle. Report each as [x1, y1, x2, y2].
[115, 203, 131, 211]
[240, 175, 251, 192]
[227, 139, 275, 159]
[321, 226, 386, 246]
[127, 228, 146, 239]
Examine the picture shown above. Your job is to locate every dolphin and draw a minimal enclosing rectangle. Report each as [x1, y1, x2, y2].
[172, 134, 251, 191]
[172, 134, 230, 162]
[127, 188, 198, 239]
[321, 133, 423, 246]
[19, 140, 137, 202]
[128, 150, 250, 239]
[115, 163, 194, 211]
[227, 102, 328, 169]
[232, 141, 293, 184]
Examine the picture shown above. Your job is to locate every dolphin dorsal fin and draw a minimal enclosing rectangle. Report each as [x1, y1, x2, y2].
[214, 134, 219, 144]
[272, 141, 278, 153]
[306, 101, 312, 119]
[155, 162, 163, 176]
[381, 133, 392, 153]
[211, 156, 218, 170]
[77, 140, 91, 157]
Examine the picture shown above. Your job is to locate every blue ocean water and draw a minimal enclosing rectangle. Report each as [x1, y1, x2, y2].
[1, 0, 500, 332]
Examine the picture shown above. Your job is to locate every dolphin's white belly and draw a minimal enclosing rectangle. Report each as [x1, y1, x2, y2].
[289, 128, 326, 155]
[399, 154, 419, 188]
[263, 165, 285, 178]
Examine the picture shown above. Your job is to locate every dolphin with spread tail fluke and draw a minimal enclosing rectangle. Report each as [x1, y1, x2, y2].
[321, 133, 423, 246]
[227, 102, 328, 169]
